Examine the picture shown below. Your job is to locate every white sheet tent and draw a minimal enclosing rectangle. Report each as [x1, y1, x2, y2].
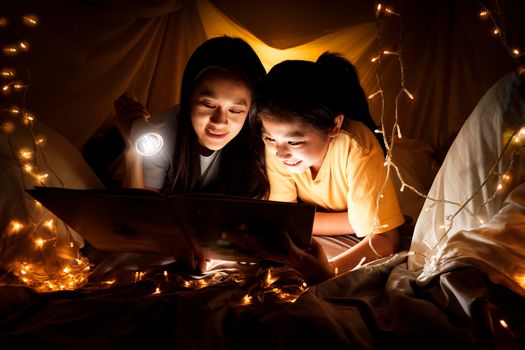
[3, 0, 523, 150]
[1, 0, 524, 277]
[1, 1, 525, 348]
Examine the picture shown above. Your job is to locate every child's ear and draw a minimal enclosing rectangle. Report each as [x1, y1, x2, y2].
[328, 114, 344, 138]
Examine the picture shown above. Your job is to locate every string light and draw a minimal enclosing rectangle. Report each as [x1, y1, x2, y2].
[479, 3, 523, 63]
[0, 11, 92, 292]
[368, 3, 413, 244]
[368, 2, 525, 279]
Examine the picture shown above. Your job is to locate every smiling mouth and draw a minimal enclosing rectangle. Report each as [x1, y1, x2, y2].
[206, 128, 228, 138]
[283, 160, 302, 167]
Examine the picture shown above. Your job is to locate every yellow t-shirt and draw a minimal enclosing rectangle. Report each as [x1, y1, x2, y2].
[266, 120, 405, 237]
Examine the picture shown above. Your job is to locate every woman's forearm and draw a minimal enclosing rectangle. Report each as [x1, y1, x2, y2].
[122, 147, 145, 189]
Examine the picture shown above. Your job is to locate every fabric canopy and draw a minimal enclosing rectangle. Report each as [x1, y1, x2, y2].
[3, 0, 523, 151]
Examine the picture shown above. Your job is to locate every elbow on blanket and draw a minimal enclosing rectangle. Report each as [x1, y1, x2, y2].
[370, 228, 400, 258]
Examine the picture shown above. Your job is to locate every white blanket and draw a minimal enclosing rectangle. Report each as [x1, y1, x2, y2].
[409, 71, 525, 296]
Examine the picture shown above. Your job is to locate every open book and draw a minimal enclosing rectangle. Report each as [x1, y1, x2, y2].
[26, 187, 315, 262]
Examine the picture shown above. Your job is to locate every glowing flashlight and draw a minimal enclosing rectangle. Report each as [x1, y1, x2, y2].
[130, 118, 163, 157]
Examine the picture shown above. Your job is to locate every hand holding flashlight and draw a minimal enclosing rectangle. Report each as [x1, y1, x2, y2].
[113, 93, 163, 156]
[113, 93, 151, 141]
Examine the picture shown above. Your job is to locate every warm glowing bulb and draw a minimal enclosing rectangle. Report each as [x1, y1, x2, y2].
[499, 319, 509, 328]
[36, 173, 49, 183]
[23, 111, 36, 125]
[22, 14, 38, 27]
[35, 136, 46, 146]
[8, 106, 20, 115]
[3, 46, 18, 55]
[9, 220, 24, 233]
[375, 4, 382, 17]
[2, 121, 15, 133]
[43, 219, 55, 230]
[383, 50, 398, 55]
[13, 81, 25, 89]
[18, 148, 33, 160]
[0, 68, 15, 77]
[479, 10, 488, 17]
[18, 40, 30, 52]
[512, 48, 520, 56]
[35, 238, 45, 248]
[385, 7, 400, 16]
[493, 28, 500, 35]
[403, 88, 414, 100]
[368, 90, 382, 99]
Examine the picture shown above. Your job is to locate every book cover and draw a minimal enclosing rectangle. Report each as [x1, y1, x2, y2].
[26, 187, 315, 263]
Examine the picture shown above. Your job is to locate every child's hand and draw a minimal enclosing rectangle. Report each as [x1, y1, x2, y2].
[113, 93, 150, 142]
[271, 230, 334, 284]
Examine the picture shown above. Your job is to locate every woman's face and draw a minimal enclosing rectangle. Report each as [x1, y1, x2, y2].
[190, 70, 251, 154]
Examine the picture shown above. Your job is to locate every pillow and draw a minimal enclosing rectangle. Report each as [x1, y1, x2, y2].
[408, 71, 525, 273]
[0, 117, 102, 291]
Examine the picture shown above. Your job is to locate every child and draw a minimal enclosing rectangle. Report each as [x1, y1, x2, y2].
[252, 52, 405, 282]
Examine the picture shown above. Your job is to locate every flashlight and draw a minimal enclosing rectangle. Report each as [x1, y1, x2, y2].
[130, 118, 163, 157]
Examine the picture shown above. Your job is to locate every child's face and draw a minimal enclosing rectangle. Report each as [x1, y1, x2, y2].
[190, 70, 251, 154]
[261, 116, 332, 175]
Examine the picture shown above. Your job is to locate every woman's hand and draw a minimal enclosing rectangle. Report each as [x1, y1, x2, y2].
[113, 93, 150, 143]
[174, 248, 210, 274]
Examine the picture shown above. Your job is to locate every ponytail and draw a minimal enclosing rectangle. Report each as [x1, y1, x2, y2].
[316, 52, 386, 154]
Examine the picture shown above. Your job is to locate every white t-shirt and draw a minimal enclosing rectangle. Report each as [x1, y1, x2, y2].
[141, 105, 221, 190]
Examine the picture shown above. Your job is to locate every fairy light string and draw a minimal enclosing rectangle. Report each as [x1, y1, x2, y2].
[360, 2, 524, 278]
[366, 3, 411, 258]
[479, 0, 523, 64]
[0, 11, 91, 292]
[364, 4, 523, 334]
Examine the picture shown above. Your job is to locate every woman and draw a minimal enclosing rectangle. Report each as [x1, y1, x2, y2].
[115, 36, 269, 199]
[104, 36, 271, 272]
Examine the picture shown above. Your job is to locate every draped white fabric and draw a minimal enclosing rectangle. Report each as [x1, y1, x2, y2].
[410, 71, 525, 296]
[4, 0, 520, 149]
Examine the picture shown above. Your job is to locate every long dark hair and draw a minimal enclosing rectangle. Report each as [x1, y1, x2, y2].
[252, 52, 385, 154]
[169, 36, 269, 199]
